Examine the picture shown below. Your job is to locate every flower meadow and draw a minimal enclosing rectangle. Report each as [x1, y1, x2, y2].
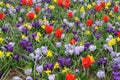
[0, 0, 120, 80]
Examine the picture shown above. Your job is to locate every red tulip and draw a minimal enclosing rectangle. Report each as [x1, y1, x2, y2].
[117, 31, 120, 37]
[55, 28, 63, 39]
[45, 25, 53, 34]
[95, 5, 102, 12]
[57, 0, 63, 6]
[26, 11, 36, 20]
[100, 2, 105, 8]
[114, 6, 119, 13]
[66, 73, 75, 80]
[86, 19, 93, 27]
[21, 0, 27, 5]
[67, 11, 73, 18]
[63, 0, 71, 8]
[0, 13, 5, 19]
[82, 56, 93, 68]
[103, 16, 109, 22]
[28, 0, 33, 6]
[35, 6, 41, 13]
[70, 39, 76, 45]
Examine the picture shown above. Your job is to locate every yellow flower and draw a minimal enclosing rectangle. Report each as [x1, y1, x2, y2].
[92, 2, 96, 6]
[37, 32, 42, 37]
[54, 62, 59, 69]
[45, 69, 51, 75]
[49, 5, 55, 10]
[35, 37, 40, 42]
[0, 51, 4, 58]
[6, 52, 12, 57]
[87, 4, 92, 9]
[80, 42, 84, 46]
[80, 6, 85, 12]
[105, 6, 109, 9]
[21, 35, 26, 39]
[118, 16, 120, 20]
[23, 23, 32, 30]
[115, 1, 119, 5]
[85, 30, 91, 35]
[0, 2, 3, 6]
[95, 26, 99, 30]
[53, 0, 57, 3]
[117, 37, 120, 42]
[46, 50, 53, 57]
[75, 78, 81, 80]
[106, 2, 111, 6]
[41, 25, 45, 29]
[62, 67, 69, 73]
[108, 38, 116, 47]
[0, 37, 4, 43]
[88, 55, 95, 63]
[42, 18, 47, 22]
[109, 11, 114, 17]
[74, 17, 79, 21]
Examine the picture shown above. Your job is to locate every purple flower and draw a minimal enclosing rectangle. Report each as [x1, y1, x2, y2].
[65, 58, 72, 67]
[36, 65, 43, 73]
[58, 57, 65, 68]
[41, 46, 48, 55]
[74, 35, 79, 41]
[2, 26, 8, 32]
[4, 42, 14, 52]
[56, 42, 61, 48]
[96, 70, 105, 79]
[26, 76, 33, 80]
[13, 54, 19, 61]
[44, 63, 54, 70]
[24, 68, 32, 76]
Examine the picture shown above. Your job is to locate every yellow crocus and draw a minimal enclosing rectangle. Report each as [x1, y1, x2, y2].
[6, 52, 12, 57]
[54, 62, 59, 69]
[46, 50, 53, 57]
[0, 37, 4, 43]
[49, 5, 55, 10]
[0, 51, 4, 58]
[45, 69, 51, 75]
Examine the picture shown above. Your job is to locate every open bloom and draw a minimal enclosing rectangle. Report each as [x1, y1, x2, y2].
[86, 19, 93, 27]
[95, 5, 102, 12]
[35, 6, 41, 13]
[66, 73, 75, 80]
[82, 55, 94, 68]
[103, 16, 109, 22]
[0, 13, 5, 19]
[114, 5, 119, 13]
[21, 0, 33, 6]
[55, 28, 63, 39]
[45, 25, 53, 34]
[117, 31, 120, 37]
[26, 11, 36, 20]
[67, 11, 74, 18]
[57, 0, 63, 6]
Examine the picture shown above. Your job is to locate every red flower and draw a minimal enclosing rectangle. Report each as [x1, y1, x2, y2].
[95, 5, 102, 12]
[35, 6, 41, 13]
[57, 0, 63, 6]
[117, 31, 120, 37]
[26, 11, 36, 20]
[100, 2, 105, 8]
[86, 19, 93, 27]
[45, 25, 53, 34]
[82, 56, 93, 68]
[67, 11, 73, 18]
[21, 0, 27, 5]
[70, 39, 76, 45]
[28, 0, 33, 6]
[103, 16, 109, 22]
[55, 28, 63, 39]
[66, 73, 75, 80]
[0, 13, 5, 19]
[63, 0, 71, 8]
[114, 6, 119, 13]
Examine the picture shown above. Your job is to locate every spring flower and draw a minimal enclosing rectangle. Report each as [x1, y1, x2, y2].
[36, 65, 43, 73]
[95, 5, 102, 12]
[27, 0, 33, 6]
[96, 70, 105, 79]
[35, 6, 41, 13]
[54, 62, 59, 69]
[0, 37, 4, 43]
[103, 16, 109, 22]
[117, 37, 120, 42]
[24, 68, 32, 76]
[87, 55, 95, 63]
[89, 45, 96, 52]
[70, 39, 76, 45]
[100, 2, 105, 8]
[92, 2, 96, 6]
[0, 51, 4, 58]
[82, 55, 94, 68]
[55, 28, 63, 39]
[45, 69, 51, 75]
[57, 0, 63, 6]
[26, 11, 36, 20]
[62, 67, 69, 73]
[67, 11, 74, 18]
[63, 0, 71, 8]
[108, 38, 116, 46]
[53, 0, 57, 3]
[56, 42, 61, 47]
[86, 19, 93, 27]
[66, 73, 75, 80]
[26, 76, 33, 80]
[21, 0, 27, 5]
[48, 74, 55, 80]
[85, 30, 91, 35]
[114, 5, 119, 12]
[80, 6, 85, 12]
[6, 52, 12, 57]
[0, 2, 3, 6]
[46, 50, 53, 58]
[49, 5, 55, 10]
[87, 4, 92, 9]
[117, 31, 120, 37]
[45, 25, 53, 34]
[0, 13, 5, 19]
[109, 11, 114, 17]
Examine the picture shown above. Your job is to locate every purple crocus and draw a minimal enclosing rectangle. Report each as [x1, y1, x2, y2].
[1, 26, 9, 32]
[13, 54, 19, 61]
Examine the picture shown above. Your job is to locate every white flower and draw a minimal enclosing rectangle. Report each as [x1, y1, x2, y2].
[26, 76, 33, 80]
[48, 74, 55, 80]
[89, 45, 96, 52]
[24, 68, 32, 76]
[36, 65, 43, 73]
